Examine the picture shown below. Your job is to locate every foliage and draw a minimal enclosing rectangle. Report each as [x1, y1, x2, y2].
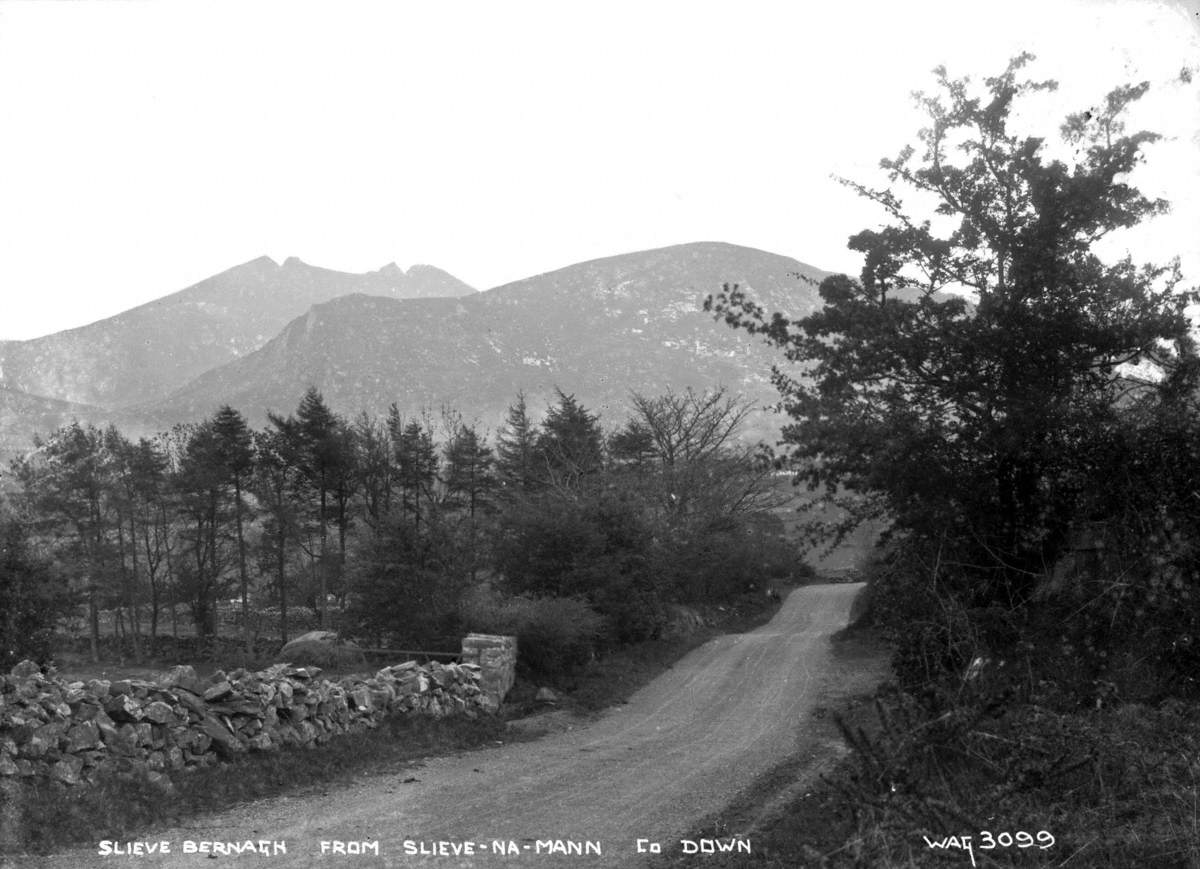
[0, 512, 73, 666]
[342, 517, 467, 648]
[707, 54, 1197, 603]
[535, 389, 604, 489]
[7, 383, 796, 666]
[1034, 379, 1200, 699]
[820, 688, 1200, 867]
[491, 487, 668, 641]
[495, 391, 539, 495]
[459, 587, 603, 678]
[654, 516, 805, 603]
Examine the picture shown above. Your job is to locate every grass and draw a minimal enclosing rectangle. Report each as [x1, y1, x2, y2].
[6, 713, 506, 857]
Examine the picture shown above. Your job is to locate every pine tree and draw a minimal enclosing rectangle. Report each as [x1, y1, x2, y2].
[211, 405, 255, 655]
[251, 428, 302, 643]
[174, 420, 232, 642]
[393, 417, 438, 538]
[495, 391, 539, 495]
[270, 387, 353, 628]
[537, 389, 604, 489]
[444, 423, 495, 580]
[444, 424, 495, 516]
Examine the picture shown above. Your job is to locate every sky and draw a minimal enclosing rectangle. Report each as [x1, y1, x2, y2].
[0, 0, 1197, 340]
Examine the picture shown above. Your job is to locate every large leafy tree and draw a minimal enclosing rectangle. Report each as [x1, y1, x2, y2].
[708, 55, 1196, 602]
[611, 387, 778, 531]
[12, 422, 116, 662]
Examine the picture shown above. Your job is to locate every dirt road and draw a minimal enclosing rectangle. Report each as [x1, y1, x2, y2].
[24, 583, 885, 869]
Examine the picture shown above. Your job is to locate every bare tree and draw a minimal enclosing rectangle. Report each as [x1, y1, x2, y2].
[615, 386, 788, 529]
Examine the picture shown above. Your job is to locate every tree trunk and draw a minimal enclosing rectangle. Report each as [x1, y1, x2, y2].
[88, 585, 100, 663]
[319, 487, 328, 630]
[141, 520, 160, 642]
[277, 524, 289, 644]
[117, 517, 142, 664]
[234, 475, 250, 655]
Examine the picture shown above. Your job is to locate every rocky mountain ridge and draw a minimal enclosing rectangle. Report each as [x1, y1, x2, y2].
[0, 257, 476, 411]
[1, 242, 831, 455]
[144, 242, 829, 437]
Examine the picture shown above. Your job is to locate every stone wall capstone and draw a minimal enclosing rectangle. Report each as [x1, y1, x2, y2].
[0, 656, 489, 789]
[459, 634, 517, 711]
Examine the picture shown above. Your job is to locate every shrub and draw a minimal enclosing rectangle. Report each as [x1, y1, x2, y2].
[460, 588, 603, 679]
[0, 517, 74, 667]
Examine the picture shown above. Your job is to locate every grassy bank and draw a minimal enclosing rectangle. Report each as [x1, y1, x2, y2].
[656, 622, 1200, 867]
[650, 621, 889, 869]
[6, 713, 505, 857]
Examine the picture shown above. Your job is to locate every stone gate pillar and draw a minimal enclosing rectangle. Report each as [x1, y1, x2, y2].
[460, 634, 517, 711]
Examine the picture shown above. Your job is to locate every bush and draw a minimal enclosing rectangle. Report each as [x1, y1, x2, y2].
[0, 517, 74, 667]
[460, 588, 603, 679]
[492, 492, 671, 642]
[342, 521, 467, 648]
[655, 519, 807, 604]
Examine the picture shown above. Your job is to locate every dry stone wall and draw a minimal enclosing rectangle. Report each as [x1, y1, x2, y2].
[0, 657, 489, 789]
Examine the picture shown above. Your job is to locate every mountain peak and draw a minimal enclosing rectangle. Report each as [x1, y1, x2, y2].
[0, 254, 475, 410]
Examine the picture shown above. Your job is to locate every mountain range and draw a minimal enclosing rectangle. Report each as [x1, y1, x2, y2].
[0, 242, 831, 457]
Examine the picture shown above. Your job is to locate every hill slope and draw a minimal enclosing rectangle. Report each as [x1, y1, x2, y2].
[0, 385, 161, 468]
[0, 258, 476, 410]
[146, 242, 829, 435]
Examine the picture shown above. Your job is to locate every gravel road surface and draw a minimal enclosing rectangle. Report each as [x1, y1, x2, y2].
[21, 582, 885, 869]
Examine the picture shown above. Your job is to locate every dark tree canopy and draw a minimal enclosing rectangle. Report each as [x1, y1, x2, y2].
[495, 391, 539, 494]
[708, 54, 1197, 601]
[536, 390, 604, 488]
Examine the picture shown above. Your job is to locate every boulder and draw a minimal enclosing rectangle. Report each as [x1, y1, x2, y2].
[275, 631, 365, 669]
[104, 694, 144, 722]
[66, 721, 101, 752]
[50, 755, 84, 785]
[200, 715, 244, 756]
[142, 701, 176, 725]
[159, 665, 204, 695]
[203, 680, 233, 702]
[10, 660, 40, 679]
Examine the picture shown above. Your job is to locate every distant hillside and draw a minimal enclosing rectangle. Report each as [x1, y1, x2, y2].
[145, 242, 831, 438]
[0, 384, 159, 466]
[0, 257, 475, 410]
